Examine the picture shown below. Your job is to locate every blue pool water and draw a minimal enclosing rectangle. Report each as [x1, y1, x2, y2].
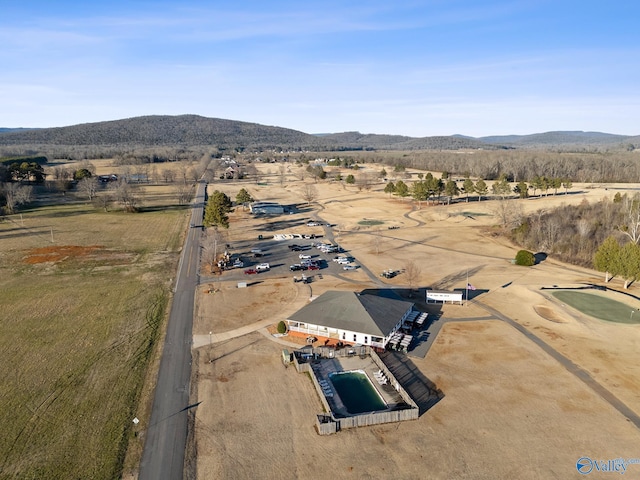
[329, 370, 386, 414]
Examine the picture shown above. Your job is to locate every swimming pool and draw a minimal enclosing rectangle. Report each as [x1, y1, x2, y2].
[329, 370, 387, 414]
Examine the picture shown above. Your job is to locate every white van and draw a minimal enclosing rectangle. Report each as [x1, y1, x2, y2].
[256, 263, 270, 272]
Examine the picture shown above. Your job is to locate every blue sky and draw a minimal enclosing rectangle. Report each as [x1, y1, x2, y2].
[1, 0, 639, 136]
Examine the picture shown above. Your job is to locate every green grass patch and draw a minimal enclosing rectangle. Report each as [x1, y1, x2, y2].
[0, 199, 184, 478]
[358, 219, 385, 226]
[551, 290, 640, 324]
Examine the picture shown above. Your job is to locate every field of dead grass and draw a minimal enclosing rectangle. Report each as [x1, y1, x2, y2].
[0, 193, 185, 478]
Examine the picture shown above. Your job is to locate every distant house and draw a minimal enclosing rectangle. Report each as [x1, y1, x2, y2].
[286, 290, 414, 350]
[128, 173, 149, 183]
[98, 174, 118, 183]
[220, 166, 243, 179]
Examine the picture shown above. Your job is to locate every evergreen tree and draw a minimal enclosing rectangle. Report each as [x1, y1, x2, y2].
[411, 180, 428, 207]
[236, 188, 253, 205]
[474, 179, 488, 200]
[444, 179, 459, 202]
[395, 180, 409, 197]
[593, 236, 621, 282]
[617, 242, 640, 289]
[491, 176, 511, 198]
[514, 181, 529, 199]
[384, 181, 396, 196]
[204, 190, 232, 228]
[462, 178, 475, 202]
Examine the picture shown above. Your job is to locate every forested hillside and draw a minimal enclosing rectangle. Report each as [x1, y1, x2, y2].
[318, 131, 496, 150]
[0, 115, 336, 150]
[480, 131, 634, 149]
[375, 149, 640, 183]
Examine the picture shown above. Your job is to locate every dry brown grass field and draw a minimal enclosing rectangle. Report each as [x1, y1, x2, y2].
[192, 163, 640, 479]
[0, 161, 190, 479]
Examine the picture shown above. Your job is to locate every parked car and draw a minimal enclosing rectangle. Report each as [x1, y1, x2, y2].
[233, 259, 244, 268]
[290, 264, 305, 271]
[256, 263, 270, 272]
[299, 254, 311, 259]
[343, 265, 358, 270]
[306, 221, 320, 227]
[307, 264, 320, 270]
[288, 244, 300, 250]
[244, 268, 258, 275]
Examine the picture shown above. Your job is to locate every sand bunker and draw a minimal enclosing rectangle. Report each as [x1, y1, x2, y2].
[533, 304, 568, 323]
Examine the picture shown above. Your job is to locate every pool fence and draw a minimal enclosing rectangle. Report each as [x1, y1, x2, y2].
[291, 345, 419, 435]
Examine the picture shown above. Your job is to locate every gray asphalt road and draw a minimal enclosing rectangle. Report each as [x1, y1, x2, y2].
[138, 181, 206, 480]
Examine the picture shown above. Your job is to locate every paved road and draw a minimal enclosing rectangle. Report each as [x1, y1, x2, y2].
[139, 181, 206, 480]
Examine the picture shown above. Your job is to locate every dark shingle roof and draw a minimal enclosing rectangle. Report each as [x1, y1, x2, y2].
[287, 290, 414, 337]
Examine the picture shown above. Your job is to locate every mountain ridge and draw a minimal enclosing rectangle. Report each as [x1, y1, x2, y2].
[0, 115, 637, 150]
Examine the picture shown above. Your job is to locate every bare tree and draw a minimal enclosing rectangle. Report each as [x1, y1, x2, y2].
[188, 167, 201, 183]
[174, 182, 193, 204]
[2, 183, 32, 214]
[177, 163, 189, 185]
[202, 228, 227, 273]
[370, 229, 383, 255]
[110, 180, 139, 212]
[161, 168, 176, 183]
[93, 191, 113, 212]
[77, 177, 98, 201]
[356, 172, 375, 191]
[619, 194, 640, 244]
[492, 197, 524, 231]
[404, 261, 422, 297]
[300, 183, 318, 206]
[244, 163, 258, 182]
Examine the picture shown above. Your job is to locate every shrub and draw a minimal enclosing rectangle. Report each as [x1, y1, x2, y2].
[277, 320, 287, 334]
[515, 249, 535, 266]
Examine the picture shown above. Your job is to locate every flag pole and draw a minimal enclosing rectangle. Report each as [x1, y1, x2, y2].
[466, 268, 468, 306]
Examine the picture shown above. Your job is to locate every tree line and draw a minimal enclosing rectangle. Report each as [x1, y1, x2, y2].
[507, 192, 640, 288]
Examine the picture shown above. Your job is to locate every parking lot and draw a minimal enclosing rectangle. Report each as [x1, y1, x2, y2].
[219, 234, 359, 281]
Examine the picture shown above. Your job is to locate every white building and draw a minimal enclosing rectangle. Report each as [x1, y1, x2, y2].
[249, 201, 284, 215]
[425, 289, 463, 304]
[286, 290, 415, 350]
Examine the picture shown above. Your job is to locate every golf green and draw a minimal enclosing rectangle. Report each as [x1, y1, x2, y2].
[551, 291, 640, 324]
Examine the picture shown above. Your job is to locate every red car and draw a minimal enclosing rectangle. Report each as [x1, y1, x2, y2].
[244, 268, 258, 274]
[307, 265, 320, 270]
